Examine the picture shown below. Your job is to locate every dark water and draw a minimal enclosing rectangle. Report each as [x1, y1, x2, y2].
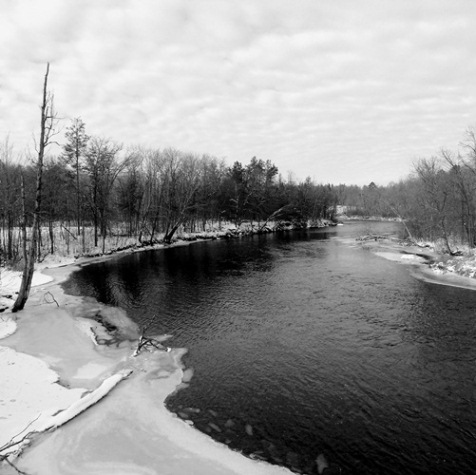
[63, 222, 476, 474]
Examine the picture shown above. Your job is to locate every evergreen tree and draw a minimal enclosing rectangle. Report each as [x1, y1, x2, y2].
[62, 118, 89, 235]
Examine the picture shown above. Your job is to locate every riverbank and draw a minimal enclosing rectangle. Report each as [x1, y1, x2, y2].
[0, 246, 294, 474]
[1, 221, 334, 312]
[350, 232, 476, 290]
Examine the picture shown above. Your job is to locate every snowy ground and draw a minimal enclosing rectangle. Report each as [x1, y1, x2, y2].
[0, 244, 294, 474]
[0, 267, 54, 314]
[351, 234, 476, 290]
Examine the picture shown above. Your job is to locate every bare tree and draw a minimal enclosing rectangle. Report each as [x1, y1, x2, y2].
[117, 148, 145, 236]
[84, 137, 125, 251]
[0, 139, 22, 263]
[161, 149, 202, 243]
[414, 157, 454, 252]
[140, 149, 163, 243]
[441, 148, 476, 246]
[12, 63, 58, 312]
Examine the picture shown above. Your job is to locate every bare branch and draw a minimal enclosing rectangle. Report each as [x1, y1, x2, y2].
[43, 291, 59, 307]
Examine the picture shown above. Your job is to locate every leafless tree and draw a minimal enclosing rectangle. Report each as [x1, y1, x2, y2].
[84, 137, 126, 251]
[12, 63, 59, 312]
[0, 139, 22, 263]
[414, 157, 454, 252]
[161, 149, 202, 243]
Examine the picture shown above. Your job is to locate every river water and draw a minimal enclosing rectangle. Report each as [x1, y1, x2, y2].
[63, 222, 476, 474]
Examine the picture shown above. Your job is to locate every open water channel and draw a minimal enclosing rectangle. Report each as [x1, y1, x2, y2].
[63, 222, 476, 474]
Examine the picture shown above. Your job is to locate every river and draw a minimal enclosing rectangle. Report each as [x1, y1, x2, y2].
[63, 221, 476, 474]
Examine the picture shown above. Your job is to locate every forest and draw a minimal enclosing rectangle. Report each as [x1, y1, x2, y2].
[2, 66, 476, 270]
[2, 118, 476, 266]
[0, 117, 344, 264]
[2, 115, 476, 267]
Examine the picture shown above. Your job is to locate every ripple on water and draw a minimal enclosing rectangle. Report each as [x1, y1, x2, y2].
[64, 224, 476, 474]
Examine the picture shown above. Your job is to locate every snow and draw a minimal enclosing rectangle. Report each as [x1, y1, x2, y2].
[14, 348, 292, 475]
[0, 303, 133, 459]
[356, 235, 476, 290]
[0, 345, 130, 454]
[0, 266, 54, 314]
[0, 317, 16, 339]
[0, 267, 53, 293]
[0, 346, 86, 449]
[373, 251, 426, 264]
[0, 256, 293, 474]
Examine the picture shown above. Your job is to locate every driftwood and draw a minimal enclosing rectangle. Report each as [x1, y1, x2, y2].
[133, 315, 170, 356]
[0, 415, 40, 460]
[43, 291, 59, 307]
[0, 371, 131, 464]
[0, 415, 39, 475]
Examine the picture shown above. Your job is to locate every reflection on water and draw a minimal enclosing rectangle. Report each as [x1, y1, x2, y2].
[63, 222, 476, 474]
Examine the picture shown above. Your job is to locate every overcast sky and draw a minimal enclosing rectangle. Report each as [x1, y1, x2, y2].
[1, 0, 475, 185]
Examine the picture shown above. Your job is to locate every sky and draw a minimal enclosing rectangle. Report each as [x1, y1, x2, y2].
[1, 0, 475, 186]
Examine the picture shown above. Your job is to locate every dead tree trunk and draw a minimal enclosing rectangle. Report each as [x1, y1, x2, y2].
[12, 63, 55, 312]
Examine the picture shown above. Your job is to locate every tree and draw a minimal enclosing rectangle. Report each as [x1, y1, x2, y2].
[195, 155, 226, 230]
[414, 157, 454, 252]
[42, 157, 75, 254]
[84, 137, 124, 250]
[62, 118, 89, 235]
[117, 149, 145, 236]
[224, 157, 279, 224]
[0, 139, 22, 263]
[141, 148, 163, 243]
[441, 148, 476, 246]
[160, 149, 203, 244]
[225, 160, 247, 223]
[12, 63, 58, 312]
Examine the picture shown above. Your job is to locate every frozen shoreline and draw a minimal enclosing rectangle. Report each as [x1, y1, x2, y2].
[348, 234, 476, 290]
[0, 243, 293, 474]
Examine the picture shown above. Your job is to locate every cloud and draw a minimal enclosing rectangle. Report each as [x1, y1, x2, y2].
[1, 0, 476, 184]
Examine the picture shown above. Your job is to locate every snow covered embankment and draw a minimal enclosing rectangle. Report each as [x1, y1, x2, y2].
[0, 264, 293, 474]
[0, 304, 133, 461]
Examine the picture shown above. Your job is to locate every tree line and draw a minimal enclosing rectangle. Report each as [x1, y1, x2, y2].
[2, 64, 476, 275]
[4, 64, 475, 313]
[352, 128, 476, 253]
[3, 120, 476, 268]
[1, 115, 348, 267]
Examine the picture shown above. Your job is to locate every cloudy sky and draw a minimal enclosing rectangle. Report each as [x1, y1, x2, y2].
[1, 0, 475, 185]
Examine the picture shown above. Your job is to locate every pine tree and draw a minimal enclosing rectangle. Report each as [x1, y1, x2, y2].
[62, 118, 89, 235]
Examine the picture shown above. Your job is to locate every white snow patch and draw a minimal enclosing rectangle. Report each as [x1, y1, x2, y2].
[0, 268, 53, 296]
[374, 251, 425, 264]
[0, 317, 17, 339]
[0, 346, 86, 451]
[0, 342, 131, 457]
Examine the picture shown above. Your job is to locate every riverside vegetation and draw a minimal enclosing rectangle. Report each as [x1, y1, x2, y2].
[2, 65, 476, 302]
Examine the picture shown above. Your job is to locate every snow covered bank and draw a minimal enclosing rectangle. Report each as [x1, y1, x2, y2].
[0, 266, 54, 313]
[0, 303, 133, 459]
[13, 347, 292, 475]
[351, 234, 476, 290]
[0, 253, 294, 474]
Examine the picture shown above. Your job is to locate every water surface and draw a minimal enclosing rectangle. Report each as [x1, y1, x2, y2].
[64, 222, 476, 474]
